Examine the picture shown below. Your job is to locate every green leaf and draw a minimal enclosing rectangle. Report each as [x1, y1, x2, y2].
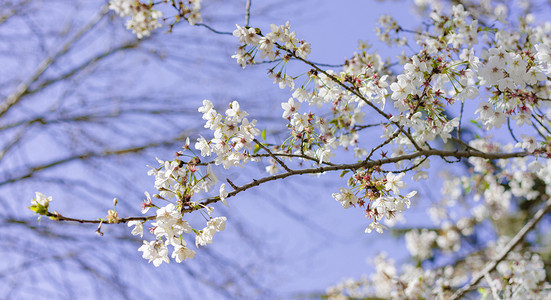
[478, 287, 488, 299]
[339, 170, 349, 178]
[253, 144, 261, 154]
[470, 119, 482, 129]
[261, 129, 266, 140]
[29, 205, 47, 215]
[29, 205, 38, 213]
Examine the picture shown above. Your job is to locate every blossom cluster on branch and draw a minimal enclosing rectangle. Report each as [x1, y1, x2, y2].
[30, 0, 551, 298]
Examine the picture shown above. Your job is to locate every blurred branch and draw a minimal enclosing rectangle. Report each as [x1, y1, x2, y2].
[0, 137, 188, 187]
[0, 0, 31, 25]
[24, 41, 140, 96]
[450, 197, 551, 300]
[0, 4, 109, 118]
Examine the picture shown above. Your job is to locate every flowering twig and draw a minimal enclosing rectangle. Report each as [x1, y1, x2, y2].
[46, 211, 155, 224]
[198, 149, 528, 207]
[277, 43, 424, 152]
[37, 149, 529, 225]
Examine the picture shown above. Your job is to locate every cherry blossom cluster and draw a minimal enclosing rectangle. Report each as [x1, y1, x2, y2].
[175, 0, 203, 26]
[147, 154, 218, 202]
[232, 22, 311, 68]
[129, 100, 263, 266]
[133, 203, 195, 266]
[474, 47, 545, 130]
[261, 65, 388, 175]
[108, 0, 162, 39]
[326, 252, 462, 299]
[30, 180, 226, 267]
[131, 203, 226, 266]
[130, 99, 262, 265]
[30, 99, 260, 266]
[195, 99, 261, 170]
[234, 24, 421, 235]
[109, 0, 204, 38]
[332, 170, 417, 234]
[494, 250, 547, 299]
[135, 163, 225, 266]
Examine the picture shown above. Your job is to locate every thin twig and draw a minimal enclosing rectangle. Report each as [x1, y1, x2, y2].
[507, 118, 519, 143]
[532, 113, 551, 135]
[380, 156, 428, 174]
[46, 211, 155, 224]
[245, 0, 251, 27]
[531, 120, 547, 140]
[398, 27, 439, 39]
[252, 57, 343, 68]
[253, 138, 292, 172]
[195, 23, 233, 35]
[366, 128, 400, 161]
[226, 179, 238, 190]
[457, 101, 464, 141]
[451, 136, 483, 153]
[253, 153, 336, 166]
[353, 123, 384, 131]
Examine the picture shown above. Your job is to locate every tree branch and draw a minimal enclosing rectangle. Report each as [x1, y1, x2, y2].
[197, 149, 528, 208]
[40, 149, 529, 225]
